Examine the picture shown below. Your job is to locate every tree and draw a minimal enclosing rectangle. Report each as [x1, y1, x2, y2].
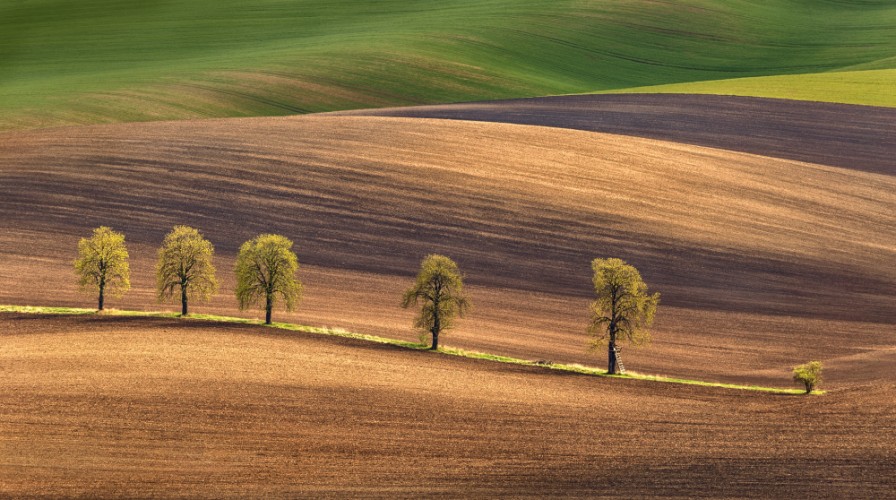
[793, 361, 823, 394]
[588, 257, 659, 374]
[73, 226, 130, 311]
[401, 254, 470, 350]
[234, 234, 302, 325]
[156, 225, 217, 316]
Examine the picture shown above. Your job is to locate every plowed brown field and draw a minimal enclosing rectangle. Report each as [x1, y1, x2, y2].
[0, 107, 894, 496]
[345, 94, 896, 175]
[1, 115, 893, 386]
[2, 314, 894, 498]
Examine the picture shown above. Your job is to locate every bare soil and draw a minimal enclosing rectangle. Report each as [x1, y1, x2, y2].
[1, 314, 893, 498]
[0, 106, 893, 496]
[0, 115, 892, 388]
[343, 94, 896, 175]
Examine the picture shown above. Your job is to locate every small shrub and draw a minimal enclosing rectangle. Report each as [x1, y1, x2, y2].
[792, 361, 823, 394]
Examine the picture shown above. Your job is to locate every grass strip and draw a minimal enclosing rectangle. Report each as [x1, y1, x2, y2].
[0, 305, 819, 395]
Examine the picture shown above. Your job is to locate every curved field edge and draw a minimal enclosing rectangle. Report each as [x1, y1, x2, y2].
[595, 69, 896, 108]
[0, 305, 815, 395]
[345, 94, 896, 175]
[2, 0, 896, 129]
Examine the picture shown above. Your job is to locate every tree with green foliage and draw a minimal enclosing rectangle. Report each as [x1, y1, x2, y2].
[588, 257, 659, 374]
[401, 254, 470, 350]
[73, 226, 130, 311]
[156, 225, 217, 316]
[234, 234, 302, 325]
[792, 361, 823, 394]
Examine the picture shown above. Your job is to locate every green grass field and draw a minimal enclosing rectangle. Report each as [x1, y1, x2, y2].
[2, 0, 895, 129]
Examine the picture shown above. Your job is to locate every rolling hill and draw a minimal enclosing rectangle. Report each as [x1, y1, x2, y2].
[2, 0, 896, 129]
[344, 94, 896, 175]
[3, 1, 895, 490]
[1, 113, 893, 387]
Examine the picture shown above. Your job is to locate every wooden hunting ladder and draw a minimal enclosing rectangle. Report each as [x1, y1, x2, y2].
[614, 345, 626, 374]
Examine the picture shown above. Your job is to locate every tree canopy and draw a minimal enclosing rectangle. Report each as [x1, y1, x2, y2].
[156, 225, 217, 316]
[588, 257, 659, 374]
[73, 226, 130, 311]
[793, 361, 823, 394]
[234, 233, 302, 325]
[401, 254, 470, 350]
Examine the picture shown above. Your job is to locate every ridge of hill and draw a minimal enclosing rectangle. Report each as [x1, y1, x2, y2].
[2, 0, 896, 129]
[0, 305, 817, 394]
[1, 115, 893, 386]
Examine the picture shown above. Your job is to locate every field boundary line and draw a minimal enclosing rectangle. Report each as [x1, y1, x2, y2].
[0, 305, 821, 395]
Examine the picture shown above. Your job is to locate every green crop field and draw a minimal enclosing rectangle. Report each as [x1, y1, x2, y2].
[2, 0, 895, 128]
[599, 69, 896, 108]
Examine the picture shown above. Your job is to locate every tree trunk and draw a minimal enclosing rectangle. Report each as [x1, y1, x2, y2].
[608, 293, 617, 374]
[607, 318, 618, 374]
[98, 275, 105, 311]
[181, 284, 188, 316]
[608, 341, 618, 375]
[431, 291, 440, 350]
[431, 328, 439, 350]
[265, 294, 273, 325]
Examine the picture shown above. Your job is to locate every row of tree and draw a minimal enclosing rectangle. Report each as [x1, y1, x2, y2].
[74, 225, 660, 374]
[75, 226, 301, 325]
